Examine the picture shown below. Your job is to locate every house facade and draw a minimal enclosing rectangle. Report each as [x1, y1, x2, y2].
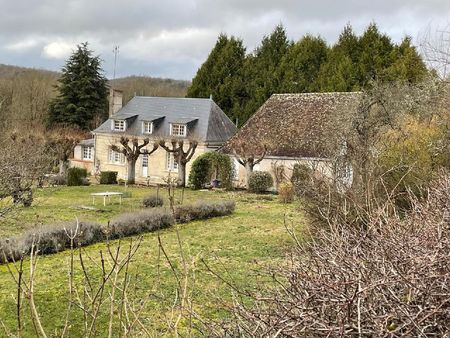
[71, 90, 237, 184]
[223, 92, 361, 189]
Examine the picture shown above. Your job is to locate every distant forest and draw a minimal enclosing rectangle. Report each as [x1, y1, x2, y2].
[0, 64, 189, 132]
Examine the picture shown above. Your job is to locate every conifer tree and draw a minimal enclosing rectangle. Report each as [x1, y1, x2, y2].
[241, 25, 291, 124]
[48, 42, 108, 130]
[187, 34, 247, 123]
[277, 35, 328, 93]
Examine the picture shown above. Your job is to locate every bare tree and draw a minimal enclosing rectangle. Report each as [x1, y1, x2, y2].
[232, 145, 267, 189]
[111, 136, 158, 184]
[0, 132, 53, 212]
[159, 139, 198, 187]
[45, 126, 87, 175]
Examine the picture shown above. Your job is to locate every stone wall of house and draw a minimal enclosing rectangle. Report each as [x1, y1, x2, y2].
[94, 133, 211, 184]
[232, 155, 334, 190]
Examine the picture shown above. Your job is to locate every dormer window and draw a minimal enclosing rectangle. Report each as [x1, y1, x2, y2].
[113, 119, 125, 131]
[143, 121, 153, 134]
[170, 123, 186, 137]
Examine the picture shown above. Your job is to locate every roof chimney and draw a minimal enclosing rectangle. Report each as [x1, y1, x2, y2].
[109, 88, 123, 117]
[209, 94, 213, 100]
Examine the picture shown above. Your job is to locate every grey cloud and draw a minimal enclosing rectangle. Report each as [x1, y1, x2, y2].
[0, 0, 449, 80]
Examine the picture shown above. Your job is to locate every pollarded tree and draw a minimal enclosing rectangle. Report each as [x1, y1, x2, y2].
[47, 42, 109, 130]
[111, 137, 159, 184]
[231, 143, 267, 190]
[45, 127, 88, 175]
[159, 139, 198, 187]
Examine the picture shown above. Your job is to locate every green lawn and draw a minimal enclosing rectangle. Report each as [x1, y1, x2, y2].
[0, 185, 303, 336]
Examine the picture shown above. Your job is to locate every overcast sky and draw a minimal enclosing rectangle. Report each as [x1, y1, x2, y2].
[0, 0, 449, 80]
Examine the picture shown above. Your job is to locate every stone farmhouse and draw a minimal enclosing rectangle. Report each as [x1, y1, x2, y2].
[223, 92, 361, 188]
[70, 89, 237, 184]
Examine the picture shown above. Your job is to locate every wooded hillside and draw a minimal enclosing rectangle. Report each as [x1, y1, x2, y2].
[0, 64, 189, 131]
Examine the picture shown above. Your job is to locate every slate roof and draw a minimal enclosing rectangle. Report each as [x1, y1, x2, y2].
[94, 96, 237, 144]
[222, 92, 362, 158]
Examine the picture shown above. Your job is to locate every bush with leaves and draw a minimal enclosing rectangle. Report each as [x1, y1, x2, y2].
[248, 171, 273, 193]
[143, 194, 164, 208]
[67, 167, 88, 186]
[188, 151, 234, 190]
[100, 171, 118, 184]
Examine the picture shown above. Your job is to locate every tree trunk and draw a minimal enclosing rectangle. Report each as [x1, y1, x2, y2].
[59, 159, 68, 175]
[178, 164, 187, 187]
[127, 159, 136, 184]
[245, 162, 254, 190]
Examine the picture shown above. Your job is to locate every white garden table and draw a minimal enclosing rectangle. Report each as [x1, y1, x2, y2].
[91, 192, 123, 206]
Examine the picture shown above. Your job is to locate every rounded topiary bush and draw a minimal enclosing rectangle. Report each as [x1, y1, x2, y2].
[100, 171, 118, 184]
[143, 194, 164, 208]
[67, 167, 88, 186]
[248, 171, 273, 193]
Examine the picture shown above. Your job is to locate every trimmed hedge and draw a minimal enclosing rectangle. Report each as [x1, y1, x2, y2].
[174, 200, 235, 223]
[100, 171, 118, 184]
[0, 200, 235, 263]
[249, 171, 273, 193]
[67, 167, 88, 186]
[143, 194, 164, 208]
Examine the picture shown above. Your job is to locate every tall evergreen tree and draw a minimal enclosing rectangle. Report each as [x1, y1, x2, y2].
[48, 42, 108, 130]
[277, 35, 328, 93]
[241, 25, 291, 124]
[317, 25, 361, 91]
[383, 37, 429, 83]
[356, 23, 394, 86]
[187, 34, 247, 123]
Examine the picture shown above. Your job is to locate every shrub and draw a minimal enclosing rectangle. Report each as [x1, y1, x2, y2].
[291, 163, 312, 196]
[174, 200, 235, 223]
[0, 238, 22, 264]
[189, 152, 234, 190]
[143, 194, 164, 208]
[109, 208, 175, 238]
[278, 182, 294, 203]
[248, 171, 273, 193]
[67, 167, 88, 186]
[100, 171, 118, 184]
[49, 174, 67, 186]
[189, 155, 211, 189]
[21, 221, 104, 255]
[227, 171, 450, 337]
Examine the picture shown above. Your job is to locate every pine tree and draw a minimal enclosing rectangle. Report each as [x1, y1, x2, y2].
[187, 34, 247, 123]
[277, 35, 329, 93]
[241, 25, 291, 124]
[48, 42, 108, 130]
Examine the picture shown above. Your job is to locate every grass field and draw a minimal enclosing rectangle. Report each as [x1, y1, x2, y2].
[0, 185, 303, 336]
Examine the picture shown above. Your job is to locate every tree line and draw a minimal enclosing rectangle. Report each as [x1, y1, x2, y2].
[187, 23, 430, 125]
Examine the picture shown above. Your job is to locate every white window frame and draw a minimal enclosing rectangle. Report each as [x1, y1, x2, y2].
[170, 123, 187, 137]
[166, 152, 178, 172]
[82, 146, 93, 160]
[112, 119, 126, 131]
[108, 148, 125, 165]
[142, 121, 153, 134]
